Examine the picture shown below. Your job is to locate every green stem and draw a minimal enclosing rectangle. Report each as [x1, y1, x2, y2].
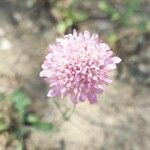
[53, 101, 76, 121]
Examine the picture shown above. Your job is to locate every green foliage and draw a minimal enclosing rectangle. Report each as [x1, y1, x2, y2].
[108, 32, 118, 45]
[25, 0, 88, 33]
[0, 121, 8, 132]
[25, 113, 54, 131]
[98, 1, 120, 21]
[24, 0, 148, 34]
[0, 90, 54, 149]
[98, 0, 145, 30]
[98, 0, 149, 45]
[10, 90, 30, 121]
[57, 9, 88, 33]
[120, 0, 142, 27]
[57, 5, 88, 33]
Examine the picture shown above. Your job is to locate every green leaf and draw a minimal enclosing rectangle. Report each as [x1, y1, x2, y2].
[74, 11, 88, 22]
[98, 1, 120, 21]
[119, 0, 141, 26]
[30, 121, 54, 131]
[25, 114, 39, 124]
[146, 20, 150, 32]
[10, 89, 30, 119]
[0, 121, 8, 132]
[136, 20, 147, 32]
[57, 18, 73, 33]
[108, 32, 118, 44]
[65, 18, 74, 26]
[16, 142, 24, 150]
[98, 1, 109, 12]
[26, 113, 54, 131]
[57, 21, 68, 33]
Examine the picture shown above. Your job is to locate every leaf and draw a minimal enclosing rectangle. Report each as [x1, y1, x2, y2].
[16, 142, 24, 150]
[108, 32, 118, 44]
[25, 114, 54, 131]
[65, 18, 74, 27]
[98, 1, 120, 21]
[57, 21, 68, 33]
[0, 122, 8, 132]
[146, 20, 150, 32]
[30, 121, 54, 131]
[98, 1, 110, 12]
[57, 18, 73, 33]
[120, 0, 141, 26]
[125, 0, 141, 17]
[74, 11, 88, 22]
[25, 114, 39, 124]
[136, 20, 147, 32]
[10, 89, 30, 119]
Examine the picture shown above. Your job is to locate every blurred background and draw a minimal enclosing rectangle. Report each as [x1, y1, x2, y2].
[0, 0, 150, 149]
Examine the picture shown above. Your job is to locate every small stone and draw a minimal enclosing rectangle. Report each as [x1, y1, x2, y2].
[0, 38, 12, 51]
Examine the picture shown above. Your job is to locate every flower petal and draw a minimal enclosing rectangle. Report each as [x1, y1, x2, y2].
[47, 86, 61, 97]
[106, 64, 116, 70]
[79, 92, 87, 102]
[40, 30, 121, 104]
[87, 92, 97, 104]
[39, 70, 54, 77]
[113, 56, 121, 63]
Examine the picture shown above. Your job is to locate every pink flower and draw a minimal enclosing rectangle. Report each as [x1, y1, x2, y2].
[40, 30, 121, 104]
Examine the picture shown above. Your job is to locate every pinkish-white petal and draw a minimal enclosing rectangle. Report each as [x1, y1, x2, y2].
[41, 62, 49, 69]
[106, 64, 117, 70]
[40, 70, 55, 78]
[99, 43, 110, 51]
[47, 89, 55, 97]
[87, 92, 97, 104]
[73, 29, 77, 37]
[112, 56, 122, 63]
[79, 91, 87, 102]
[104, 78, 112, 84]
[40, 30, 121, 104]
[84, 31, 90, 39]
[70, 93, 78, 104]
[47, 86, 61, 97]
[46, 53, 53, 60]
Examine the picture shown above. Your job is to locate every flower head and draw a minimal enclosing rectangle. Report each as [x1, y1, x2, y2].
[40, 30, 121, 104]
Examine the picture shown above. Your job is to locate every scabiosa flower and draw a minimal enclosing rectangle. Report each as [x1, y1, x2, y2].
[40, 30, 121, 104]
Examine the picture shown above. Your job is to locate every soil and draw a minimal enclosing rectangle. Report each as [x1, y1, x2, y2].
[0, 1, 150, 150]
